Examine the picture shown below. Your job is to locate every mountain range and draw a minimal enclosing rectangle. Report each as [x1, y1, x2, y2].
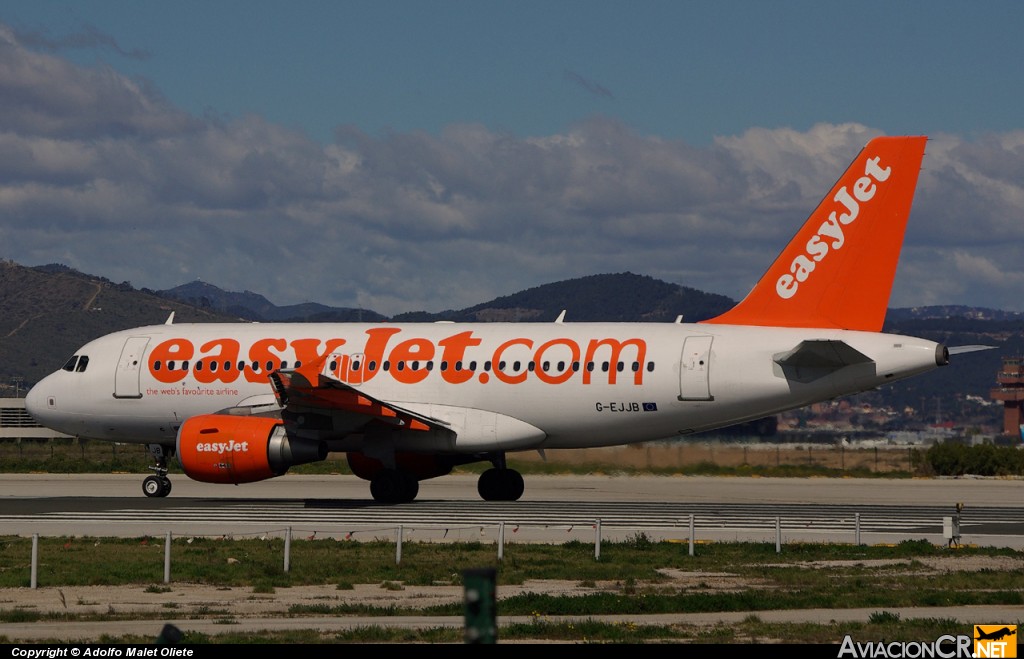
[161, 272, 737, 324]
[2, 259, 1021, 432]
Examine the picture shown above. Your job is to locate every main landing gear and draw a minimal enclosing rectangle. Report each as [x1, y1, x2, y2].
[369, 469, 420, 504]
[477, 453, 524, 501]
[477, 468, 524, 501]
[362, 453, 525, 503]
[143, 444, 173, 498]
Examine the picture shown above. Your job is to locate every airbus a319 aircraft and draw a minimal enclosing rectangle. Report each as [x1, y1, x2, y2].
[26, 135, 983, 503]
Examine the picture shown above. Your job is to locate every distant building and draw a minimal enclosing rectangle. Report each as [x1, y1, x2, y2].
[0, 398, 71, 439]
[989, 357, 1024, 437]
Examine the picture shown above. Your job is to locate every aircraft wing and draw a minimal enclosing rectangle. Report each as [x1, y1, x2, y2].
[269, 355, 449, 434]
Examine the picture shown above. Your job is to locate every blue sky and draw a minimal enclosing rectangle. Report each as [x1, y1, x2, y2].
[8, 1, 1022, 143]
[2, 2, 1024, 315]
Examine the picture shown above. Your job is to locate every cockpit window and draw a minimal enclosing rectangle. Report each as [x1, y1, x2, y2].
[61, 355, 89, 372]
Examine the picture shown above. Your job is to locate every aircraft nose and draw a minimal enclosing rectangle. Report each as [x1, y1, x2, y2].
[25, 378, 52, 425]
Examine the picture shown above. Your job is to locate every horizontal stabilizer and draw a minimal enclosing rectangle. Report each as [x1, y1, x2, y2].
[774, 340, 873, 369]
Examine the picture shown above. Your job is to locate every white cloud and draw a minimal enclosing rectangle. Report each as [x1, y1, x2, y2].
[2, 24, 1024, 316]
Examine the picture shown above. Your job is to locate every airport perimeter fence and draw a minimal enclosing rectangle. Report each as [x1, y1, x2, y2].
[11, 510, 967, 590]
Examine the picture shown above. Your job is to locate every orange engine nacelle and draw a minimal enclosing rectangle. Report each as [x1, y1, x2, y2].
[347, 451, 454, 482]
[176, 415, 326, 484]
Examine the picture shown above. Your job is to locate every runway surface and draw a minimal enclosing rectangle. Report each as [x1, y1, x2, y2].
[1, 473, 1023, 547]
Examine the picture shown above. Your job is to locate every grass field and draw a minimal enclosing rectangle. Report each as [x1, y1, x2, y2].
[1, 535, 1021, 644]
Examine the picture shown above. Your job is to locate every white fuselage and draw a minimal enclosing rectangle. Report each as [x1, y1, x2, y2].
[25, 321, 943, 454]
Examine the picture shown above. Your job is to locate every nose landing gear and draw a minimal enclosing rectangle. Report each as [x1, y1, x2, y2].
[143, 474, 172, 497]
[143, 444, 173, 498]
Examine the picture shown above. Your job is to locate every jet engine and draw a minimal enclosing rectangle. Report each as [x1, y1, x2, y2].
[176, 415, 327, 484]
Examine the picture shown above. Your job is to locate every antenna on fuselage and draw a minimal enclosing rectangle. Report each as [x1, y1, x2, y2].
[555, 310, 567, 323]
[165, 312, 175, 325]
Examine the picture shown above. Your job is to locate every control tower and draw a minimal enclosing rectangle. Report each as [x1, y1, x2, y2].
[990, 356, 1024, 437]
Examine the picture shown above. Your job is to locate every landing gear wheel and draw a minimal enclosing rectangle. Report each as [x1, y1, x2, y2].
[369, 469, 419, 504]
[403, 477, 419, 502]
[477, 468, 525, 501]
[143, 475, 168, 498]
[503, 469, 524, 500]
[144, 444, 174, 498]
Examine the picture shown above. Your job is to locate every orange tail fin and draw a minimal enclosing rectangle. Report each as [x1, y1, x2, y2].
[702, 135, 927, 331]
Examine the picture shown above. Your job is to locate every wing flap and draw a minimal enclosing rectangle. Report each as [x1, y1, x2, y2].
[270, 354, 447, 433]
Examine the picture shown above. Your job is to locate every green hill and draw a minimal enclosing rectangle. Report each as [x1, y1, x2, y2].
[0, 261, 242, 389]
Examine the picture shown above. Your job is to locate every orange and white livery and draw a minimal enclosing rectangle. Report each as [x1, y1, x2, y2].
[26, 136, 980, 502]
